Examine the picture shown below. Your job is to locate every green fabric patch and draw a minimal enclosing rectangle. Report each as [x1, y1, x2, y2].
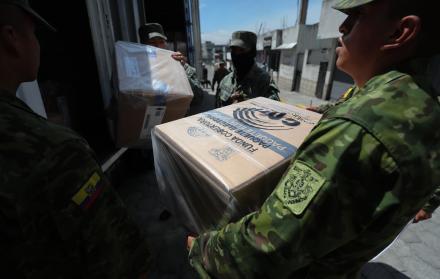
[276, 160, 325, 215]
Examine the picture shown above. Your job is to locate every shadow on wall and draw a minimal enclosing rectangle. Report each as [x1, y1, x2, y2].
[360, 263, 410, 279]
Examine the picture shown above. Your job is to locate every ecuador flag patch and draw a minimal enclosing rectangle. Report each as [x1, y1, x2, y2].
[72, 172, 104, 210]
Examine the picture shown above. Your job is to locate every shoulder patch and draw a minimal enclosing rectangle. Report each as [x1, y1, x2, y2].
[275, 160, 325, 215]
[72, 171, 105, 210]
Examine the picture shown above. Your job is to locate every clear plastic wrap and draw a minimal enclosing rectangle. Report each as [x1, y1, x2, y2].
[114, 41, 193, 148]
[152, 97, 321, 233]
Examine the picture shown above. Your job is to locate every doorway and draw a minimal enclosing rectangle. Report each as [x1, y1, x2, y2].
[315, 62, 328, 98]
[31, 1, 113, 159]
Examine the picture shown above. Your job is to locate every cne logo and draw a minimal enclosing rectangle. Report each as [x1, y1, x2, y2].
[233, 107, 306, 130]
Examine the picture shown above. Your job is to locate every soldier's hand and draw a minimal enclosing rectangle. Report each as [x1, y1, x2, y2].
[413, 209, 432, 223]
[306, 106, 320, 113]
[171, 52, 187, 65]
[230, 92, 243, 102]
[187, 236, 195, 251]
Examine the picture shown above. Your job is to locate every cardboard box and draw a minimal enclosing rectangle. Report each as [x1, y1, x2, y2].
[114, 41, 193, 147]
[153, 97, 321, 232]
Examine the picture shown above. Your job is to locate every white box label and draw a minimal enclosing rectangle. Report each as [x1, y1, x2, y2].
[140, 106, 166, 139]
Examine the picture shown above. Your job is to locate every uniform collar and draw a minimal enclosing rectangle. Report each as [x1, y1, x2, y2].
[359, 70, 406, 93]
[0, 88, 43, 118]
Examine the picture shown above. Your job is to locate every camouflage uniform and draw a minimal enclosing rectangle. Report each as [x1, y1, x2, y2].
[0, 91, 151, 278]
[189, 60, 440, 278]
[314, 88, 440, 214]
[184, 63, 205, 105]
[422, 186, 440, 213]
[312, 86, 356, 114]
[216, 64, 280, 107]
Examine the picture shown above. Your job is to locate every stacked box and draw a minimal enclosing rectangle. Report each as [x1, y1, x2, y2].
[153, 97, 321, 232]
[115, 41, 193, 147]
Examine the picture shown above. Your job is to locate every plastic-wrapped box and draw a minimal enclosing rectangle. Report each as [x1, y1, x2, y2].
[114, 41, 193, 147]
[152, 97, 321, 233]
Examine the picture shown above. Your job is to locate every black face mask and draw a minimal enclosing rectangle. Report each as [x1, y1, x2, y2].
[232, 49, 256, 80]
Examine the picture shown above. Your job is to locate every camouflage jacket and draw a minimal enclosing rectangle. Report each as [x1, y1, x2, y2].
[313, 86, 356, 114]
[0, 91, 151, 278]
[184, 63, 204, 105]
[216, 64, 280, 107]
[189, 68, 440, 278]
[315, 87, 440, 214]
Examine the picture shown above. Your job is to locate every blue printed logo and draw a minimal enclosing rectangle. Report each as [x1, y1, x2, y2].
[187, 127, 211, 138]
[233, 108, 304, 131]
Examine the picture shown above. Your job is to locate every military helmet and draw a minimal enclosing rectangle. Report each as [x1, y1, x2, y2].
[138, 23, 168, 41]
[0, 0, 55, 31]
[332, 0, 378, 11]
[230, 31, 257, 50]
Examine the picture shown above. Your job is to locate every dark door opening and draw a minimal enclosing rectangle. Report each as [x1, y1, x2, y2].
[144, 0, 189, 58]
[31, 1, 114, 160]
[293, 70, 302, 92]
[315, 62, 328, 98]
[292, 53, 304, 92]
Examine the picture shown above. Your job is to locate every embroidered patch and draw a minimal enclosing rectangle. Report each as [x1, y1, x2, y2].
[72, 172, 104, 210]
[275, 160, 325, 215]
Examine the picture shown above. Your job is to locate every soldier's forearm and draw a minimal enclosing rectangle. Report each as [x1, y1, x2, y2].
[422, 186, 440, 213]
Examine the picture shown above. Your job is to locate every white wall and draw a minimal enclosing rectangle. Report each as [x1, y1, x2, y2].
[282, 26, 299, 46]
[317, 0, 346, 39]
[279, 64, 295, 79]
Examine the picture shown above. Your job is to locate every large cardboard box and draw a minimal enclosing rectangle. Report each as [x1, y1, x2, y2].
[114, 41, 193, 147]
[153, 97, 321, 232]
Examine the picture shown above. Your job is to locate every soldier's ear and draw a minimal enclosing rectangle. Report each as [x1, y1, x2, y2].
[381, 15, 421, 51]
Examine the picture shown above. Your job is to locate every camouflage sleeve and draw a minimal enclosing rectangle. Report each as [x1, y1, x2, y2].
[189, 119, 398, 278]
[184, 64, 204, 104]
[422, 185, 440, 213]
[24, 140, 151, 278]
[266, 78, 280, 101]
[313, 103, 336, 114]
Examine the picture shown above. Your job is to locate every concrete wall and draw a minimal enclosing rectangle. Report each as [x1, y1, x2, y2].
[278, 50, 296, 90]
[300, 50, 320, 97]
[317, 0, 346, 39]
[281, 26, 299, 47]
[297, 24, 319, 51]
[300, 44, 335, 97]
[276, 25, 301, 91]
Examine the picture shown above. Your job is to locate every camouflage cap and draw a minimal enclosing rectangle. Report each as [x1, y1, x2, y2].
[230, 31, 257, 50]
[332, 0, 376, 11]
[138, 23, 168, 41]
[0, 0, 56, 31]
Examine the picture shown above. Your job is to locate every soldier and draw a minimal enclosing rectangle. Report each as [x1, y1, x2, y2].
[187, 0, 440, 278]
[138, 23, 204, 105]
[215, 31, 280, 108]
[211, 60, 229, 92]
[0, 1, 151, 277]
